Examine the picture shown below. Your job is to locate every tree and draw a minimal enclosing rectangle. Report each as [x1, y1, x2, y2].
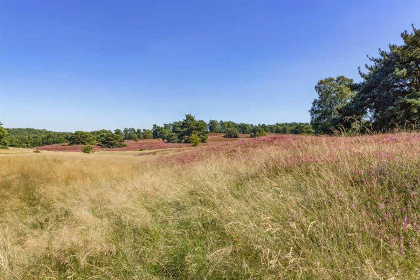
[114, 129, 124, 138]
[190, 133, 201, 147]
[291, 123, 314, 134]
[238, 123, 252, 134]
[165, 132, 179, 143]
[0, 122, 9, 149]
[343, 26, 420, 131]
[224, 127, 239, 138]
[179, 114, 208, 143]
[250, 127, 267, 138]
[208, 120, 221, 133]
[222, 121, 239, 138]
[68, 131, 96, 145]
[97, 131, 126, 148]
[142, 129, 153, 139]
[123, 128, 139, 141]
[310, 76, 355, 134]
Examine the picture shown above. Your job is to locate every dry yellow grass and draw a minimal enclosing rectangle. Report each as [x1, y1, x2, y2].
[0, 133, 419, 279]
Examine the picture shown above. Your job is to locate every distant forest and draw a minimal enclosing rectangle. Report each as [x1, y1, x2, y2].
[3, 120, 312, 148]
[0, 26, 418, 149]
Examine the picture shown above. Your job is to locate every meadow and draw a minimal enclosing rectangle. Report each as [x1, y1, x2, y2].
[0, 133, 419, 279]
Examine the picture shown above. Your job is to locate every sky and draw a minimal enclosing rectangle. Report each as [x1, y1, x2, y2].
[1, 0, 419, 132]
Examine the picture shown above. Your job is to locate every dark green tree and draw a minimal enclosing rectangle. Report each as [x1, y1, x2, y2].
[342, 26, 420, 131]
[250, 127, 267, 138]
[68, 131, 96, 145]
[222, 121, 239, 138]
[224, 127, 239, 138]
[97, 131, 126, 148]
[238, 123, 252, 134]
[179, 114, 208, 143]
[291, 124, 314, 134]
[0, 122, 9, 149]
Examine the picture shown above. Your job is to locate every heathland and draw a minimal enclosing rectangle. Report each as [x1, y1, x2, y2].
[1, 133, 419, 279]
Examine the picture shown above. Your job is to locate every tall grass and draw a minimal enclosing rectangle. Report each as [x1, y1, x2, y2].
[0, 133, 419, 279]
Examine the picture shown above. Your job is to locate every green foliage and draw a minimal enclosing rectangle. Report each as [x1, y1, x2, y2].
[0, 123, 9, 149]
[123, 128, 139, 141]
[322, 26, 420, 133]
[153, 115, 208, 143]
[354, 27, 419, 130]
[224, 127, 239, 138]
[238, 123, 252, 134]
[97, 131, 126, 148]
[208, 120, 221, 133]
[310, 76, 355, 134]
[114, 129, 124, 138]
[165, 132, 179, 143]
[142, 129, 153, 139]
[222, 121, 239, 138]
[190, 133, 201, 147]
[6, 128, 71, 148]
[250, 127, 267, 138]
[68, 131, 96, 145]
[291, 123, 314, 134]
[179, 114, 208, 143]
[81, 145, 93, 154]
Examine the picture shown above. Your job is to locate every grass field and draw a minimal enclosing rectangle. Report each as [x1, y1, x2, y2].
[1, 133, 419, 279]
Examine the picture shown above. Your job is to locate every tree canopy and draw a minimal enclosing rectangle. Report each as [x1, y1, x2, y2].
[310, 76, 355, 134]
[0, 122, 9, 149]
[311, 26, 420, 134]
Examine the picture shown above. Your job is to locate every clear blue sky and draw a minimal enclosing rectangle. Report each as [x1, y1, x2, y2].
[1, 0, 419, 131]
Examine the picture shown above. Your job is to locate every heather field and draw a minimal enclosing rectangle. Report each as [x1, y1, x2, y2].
[1, 133, 419, 279]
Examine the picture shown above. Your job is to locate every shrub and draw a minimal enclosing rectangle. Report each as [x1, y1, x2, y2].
[224, 127, 239, 138]
[81, 145, 93, 154]
[250, 127, 267, 138]
[190, 133, 201, 147]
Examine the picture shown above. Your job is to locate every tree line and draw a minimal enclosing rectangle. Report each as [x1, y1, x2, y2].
[310, 26, 419, 134]
[0, 116, 312, 149]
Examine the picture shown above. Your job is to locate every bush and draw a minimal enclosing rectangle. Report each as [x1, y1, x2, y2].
[81, 145, 93, 154]
[250, 127, 267, 138]
[190, 134, 201, 147]
[224, 127, 239, 138]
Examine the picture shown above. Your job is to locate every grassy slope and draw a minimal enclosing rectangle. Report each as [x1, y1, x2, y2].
[0, 134, 419, 279]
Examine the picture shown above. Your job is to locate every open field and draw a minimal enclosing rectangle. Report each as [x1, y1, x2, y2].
[36, 133, 255, 152]
[1, 133, 419, 279]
